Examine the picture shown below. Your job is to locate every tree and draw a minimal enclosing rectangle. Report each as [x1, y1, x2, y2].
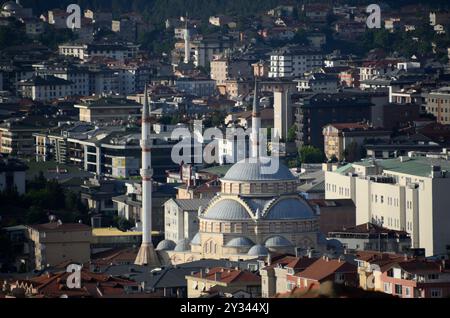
[25, 206, 47, 224]
[287, 125, 297, 142]
[113, 216, 135, 231]
[299, 146, 325, 164]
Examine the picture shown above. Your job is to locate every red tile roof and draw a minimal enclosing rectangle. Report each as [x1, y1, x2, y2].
[295, 257, 357, 281]
[191, 267, 260, 285]
[13, 268, 137, 298]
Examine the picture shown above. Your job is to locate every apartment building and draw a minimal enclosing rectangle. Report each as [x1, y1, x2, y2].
[0, 119, 49, 157]
[186, 267, 261, 298]
[58, 43, 140, 62]
[325, 155, 450, 256]
[26, 222, 92, 270]
[163, 198, 210, 242]
[296, 73, 338, 92]
[294, 93, 373, 149]
[175, 77, 216, 97]
[356, 252, 450, 298]
[322, 123, 391, 161]
[74, 96, 142, 123]
[269, 45, 324, 78]
[423, 87, 450, 125]
[18, 75, 72, 102]
[210, 58, 252, 86]
[0, 157, 27, 195]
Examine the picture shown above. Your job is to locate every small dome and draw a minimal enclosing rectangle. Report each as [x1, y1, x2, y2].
[174, 238, 190, 252]
[247, 244, 269, 256]
[265, 235, 293, 247]
[222, 157, 296, 182]
[155, 239, 176, 251]
[2, 1, 21, 11]
[265, 198, 315, 220]
[190, 233, 201, 246]
[203, 199, 251, 220]
[225, 237, 254, 247]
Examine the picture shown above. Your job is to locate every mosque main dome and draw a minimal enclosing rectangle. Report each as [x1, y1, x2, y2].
[222, 157, 296, 182]
[189, 158, 319, 259]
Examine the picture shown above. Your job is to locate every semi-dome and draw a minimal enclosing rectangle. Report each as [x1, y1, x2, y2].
[203, 199, 251, 220]
[2, 1, 21, 11]
[265, 198, 315, 220]
[174, 238, 190, 252]
[225, 237, 254, 247]
[222, 157, 296, 182]
[190, 232, 201, 246]
[247, 244, 269, 256]
[156, 239, 176, 251]
[264, 235, 293, 247]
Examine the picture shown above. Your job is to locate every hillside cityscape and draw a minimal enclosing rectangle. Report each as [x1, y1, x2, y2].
[1, 0, 450, 300]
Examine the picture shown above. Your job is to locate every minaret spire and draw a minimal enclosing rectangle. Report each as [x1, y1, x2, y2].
[135, 84, 160, 266]
[183, 13, 190, 64]
[251, 80, 261, 158]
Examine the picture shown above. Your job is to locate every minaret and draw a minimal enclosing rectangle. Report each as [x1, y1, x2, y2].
[251, 80, 261, 158]
[135, 85, 160, 266]
[183, 15, 190, 64]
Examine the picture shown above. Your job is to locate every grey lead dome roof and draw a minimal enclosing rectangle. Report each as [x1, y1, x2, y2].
[174, 238, 190, 252]
[190, 232, 201, 245]
[2, 1, 21, 11]
[203, 199, 251, 220]
[225, 237, 254, 247]
[247, 244, 269, 256]
[265, 198, 315, 220]
[222, 157, 296, 182]
[156, 239, 176, 251]
[265, 235, 293, 247]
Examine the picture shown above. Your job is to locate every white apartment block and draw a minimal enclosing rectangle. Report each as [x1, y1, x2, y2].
[18, 75, 72, 102]
[164, 199, 210, 242]
[269, 46, 324, 78]
[325, 155, 450, 257]
[58, 43, 139, 62]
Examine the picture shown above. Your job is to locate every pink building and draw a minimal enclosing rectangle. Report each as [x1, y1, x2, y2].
[380, 260, 450, 298]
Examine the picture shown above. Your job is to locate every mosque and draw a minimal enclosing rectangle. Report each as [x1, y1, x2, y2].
[155, 82, 320, 265]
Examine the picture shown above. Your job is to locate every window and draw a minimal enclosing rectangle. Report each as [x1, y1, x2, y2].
[405, 287, 410, 297]
[335, 273, 345, 282]
[383, 282, 391, 293]
[395, 284, 402, 295]
[430, 288, 442, 298]
[428, 273, 439, 280]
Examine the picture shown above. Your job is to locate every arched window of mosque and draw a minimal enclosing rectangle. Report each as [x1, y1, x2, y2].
[262, 183, 268, 193]
[269, 223, 275, 232]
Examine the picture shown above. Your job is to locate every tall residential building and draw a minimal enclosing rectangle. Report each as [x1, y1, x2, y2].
[210, 58, 252, 86]
[322, 123, 391, 161]
[325, 155, 450, 257]
[294, 93, 373, 149]
[74, 97, 142, 123]
[269, 45, 324, 78]
[424, 87, 450, 125]
[26, 222, 92, 270]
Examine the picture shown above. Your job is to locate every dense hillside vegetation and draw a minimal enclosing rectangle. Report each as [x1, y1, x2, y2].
[20, 0, 450, 23]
